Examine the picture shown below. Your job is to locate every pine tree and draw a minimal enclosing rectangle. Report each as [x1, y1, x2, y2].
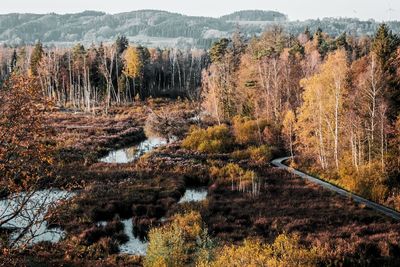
[30, 41, 44, 76]
[10, 49, 17, 73]
[371, 24, 400, 120]
[372, 24, 399, 72]
[115, 35, 129, 55]
[210, 38, 230, 63]
[336, 32, 349, 51]
[314, 28, 329, 58]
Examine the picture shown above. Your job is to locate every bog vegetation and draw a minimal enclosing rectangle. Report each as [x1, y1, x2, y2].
[1, 21, 400, 266]
[145, 211, 326, 267]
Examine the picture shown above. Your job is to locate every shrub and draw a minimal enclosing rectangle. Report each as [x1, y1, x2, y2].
[201, 233, 325, 267]
[144, 110, 189, 141]
[144, 221, 186, 267]
[249, 145, 273, 163]
[231, 145, 273, 164]
[232, 116, 269, 145]
[144, 211, 213, 267]
[182, 125, 234, 153]
[339, 159, 389, 203]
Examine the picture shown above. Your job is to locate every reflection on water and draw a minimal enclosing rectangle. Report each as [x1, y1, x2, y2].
[119, 219, 148, 255]
[98, 219, 148, 255]
[99, 137, 167, 163]
[178, 188, 208, 203]
[0, 190, 75, 246]
[96, 187, 208, 255]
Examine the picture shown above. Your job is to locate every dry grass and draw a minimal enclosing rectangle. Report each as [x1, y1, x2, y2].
[205, 165, 400, 265]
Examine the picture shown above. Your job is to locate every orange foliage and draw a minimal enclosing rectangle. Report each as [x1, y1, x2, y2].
[0, 74, 53, 192]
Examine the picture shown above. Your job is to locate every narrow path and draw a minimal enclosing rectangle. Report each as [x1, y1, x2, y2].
[271, 157, 400, 221]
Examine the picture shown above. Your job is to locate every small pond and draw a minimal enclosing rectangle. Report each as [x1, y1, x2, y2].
[178, 188, 208, 204]
[99, 137, 167, 164]
[0, 189, 75, 246]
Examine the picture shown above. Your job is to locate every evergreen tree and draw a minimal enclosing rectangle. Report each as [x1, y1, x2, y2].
[314, 28, 329, 58]
[210, 38, 230, 63]
[335, 32, 349, 51]
[116, 35, 129, 55]
[304, 27, 312, 40]
[30, 41, 44, 76]
[372, 24, 399, 72]
[372, 24, 400, 120]
[10, 49, 17, 73]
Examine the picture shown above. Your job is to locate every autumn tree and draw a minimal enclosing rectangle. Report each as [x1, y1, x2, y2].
[283, 109, 296, 159]
[123, 46, 142, 100]
[202, 37, 242, 122]
[0, 74, 58, 248]
[296, 49, 348, 170]
[124, 46, 142, 79]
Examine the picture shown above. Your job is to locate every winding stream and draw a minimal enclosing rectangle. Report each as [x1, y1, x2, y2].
[99, 137, 167, 163]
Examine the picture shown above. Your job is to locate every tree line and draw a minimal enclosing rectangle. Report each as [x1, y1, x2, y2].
[202, 25, 400, 207]
[0, 36, 209, 113]
[1, 24, 400, 208]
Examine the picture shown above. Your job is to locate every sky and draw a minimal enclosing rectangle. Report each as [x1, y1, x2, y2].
[1, 0, 399, 22]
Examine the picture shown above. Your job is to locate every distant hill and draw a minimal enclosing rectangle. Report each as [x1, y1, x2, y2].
[220, 10, 287, 22]
[0, 10, 399, 48]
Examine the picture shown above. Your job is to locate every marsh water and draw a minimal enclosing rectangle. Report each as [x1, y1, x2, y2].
[0, 190, 75, 246]
[1, 137, 207, 252]
[178, 188, 208, 203]
[100, 188, 208, 255]
[99, 137, 167, 163]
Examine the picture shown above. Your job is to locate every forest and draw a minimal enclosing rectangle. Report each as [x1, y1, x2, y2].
[1, 21, 400, 266]
[1, 10, 400, 48]
[0, 36, 208, 112]
[201, 24, 400, 209]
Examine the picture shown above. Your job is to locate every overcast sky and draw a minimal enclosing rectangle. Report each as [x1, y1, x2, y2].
[1, 0, 399, 21]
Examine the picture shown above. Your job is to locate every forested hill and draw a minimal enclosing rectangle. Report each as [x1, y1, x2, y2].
[0, 9, 399, 48]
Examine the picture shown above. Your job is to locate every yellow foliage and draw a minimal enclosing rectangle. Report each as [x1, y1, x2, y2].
[338, 158, 389, 203]
[172, 211, 203, 241]
[202, 234, 324, 267]
[296, 49, 348, 169]
[232, 116, 269, 145]
[210, 163, 259, 194]
[123, 46, 142, 79]
[182, 125, 233, 153]
[144, 211, 209, 267]
[231, 145, 272, 164]
[144, 223, 186, 267]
